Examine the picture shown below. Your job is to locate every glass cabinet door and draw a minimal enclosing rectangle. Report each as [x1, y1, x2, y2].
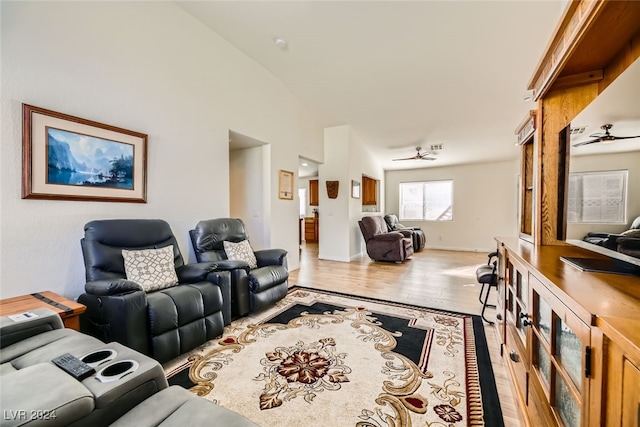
[529, 275, 591, 427]
[505, 257, 529, 360]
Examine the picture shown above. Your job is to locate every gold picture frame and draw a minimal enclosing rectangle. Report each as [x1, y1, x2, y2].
[278, 169, 294, 200]
[22, 104, 147, 203]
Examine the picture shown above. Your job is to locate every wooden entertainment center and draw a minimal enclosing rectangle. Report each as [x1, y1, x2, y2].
[497, 2, 640, 426]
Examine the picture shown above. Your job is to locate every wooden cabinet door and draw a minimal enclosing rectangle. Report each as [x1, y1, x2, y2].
[309, 179, 319, 206]
[362, 176, 377, 205]
[529, 275, 591, 427]
[304, 218, 318, 242]
[505, 256, 529, 361]
[622, 360, 640, 427]
[603, 333, 640, 427]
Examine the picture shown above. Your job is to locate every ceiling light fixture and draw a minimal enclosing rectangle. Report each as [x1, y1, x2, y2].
[302, 162, 308, 167]
[273, 37, 288, 50]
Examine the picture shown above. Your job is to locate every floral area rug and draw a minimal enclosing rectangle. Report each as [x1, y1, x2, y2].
[164, 287, 504, 427]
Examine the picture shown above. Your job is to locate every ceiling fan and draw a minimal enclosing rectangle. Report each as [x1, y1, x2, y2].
[392, 146, 437, 161]
[572, 124, 640, 147]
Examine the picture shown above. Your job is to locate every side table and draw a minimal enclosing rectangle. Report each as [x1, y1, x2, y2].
[0, 291, 86, 331]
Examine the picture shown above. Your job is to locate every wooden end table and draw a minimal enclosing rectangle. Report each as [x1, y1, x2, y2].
[0, 291, 86, 331]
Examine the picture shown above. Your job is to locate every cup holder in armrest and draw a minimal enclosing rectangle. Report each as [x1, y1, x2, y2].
[80, 349, 117, 368]
[96, 360, 139, 383]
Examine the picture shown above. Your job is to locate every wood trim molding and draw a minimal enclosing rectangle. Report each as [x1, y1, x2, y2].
[528, 0, 602, 100]
[553, 69, 603, 90]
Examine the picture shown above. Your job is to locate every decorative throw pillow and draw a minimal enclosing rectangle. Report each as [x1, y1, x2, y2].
[223, 240, 257, 269]
[122, 245, 179, 292]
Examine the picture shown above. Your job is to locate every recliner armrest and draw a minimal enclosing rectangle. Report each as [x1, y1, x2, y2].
[617, 236, 640, 249]
[0, 308, 64, 349]
[0, 363, 94, 427]
[208, 259, 250, 273]
[372, 232, 404, 241]
[85, 279, 142, 296]
[255, 249, 287, 267]
[586, 231, 612, 238]
[396, 230, 412, 238]
[176, 262, 219, 282]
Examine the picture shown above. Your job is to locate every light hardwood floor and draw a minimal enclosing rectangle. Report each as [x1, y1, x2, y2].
[289, 243, 522, 427]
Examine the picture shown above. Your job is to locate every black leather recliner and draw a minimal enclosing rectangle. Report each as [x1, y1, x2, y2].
[583, 215, 640, 250]
[78, 219, 231, 364]
[384, 214, 426, 252]
[190, 218, 289, 318]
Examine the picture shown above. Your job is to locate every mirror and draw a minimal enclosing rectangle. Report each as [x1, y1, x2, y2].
[566, 57, 640, 266]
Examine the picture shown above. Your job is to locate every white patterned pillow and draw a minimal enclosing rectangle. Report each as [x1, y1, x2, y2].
[223, 240, 257, 269]
[122, 245, 179, 292]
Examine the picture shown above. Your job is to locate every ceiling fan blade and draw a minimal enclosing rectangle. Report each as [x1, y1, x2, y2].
[572, 138, 600, 147]
[392, 156, 418, 161]
[420, 157, 437, 160]
[588, 132, 605, 138]
[611, 135, 640, 140]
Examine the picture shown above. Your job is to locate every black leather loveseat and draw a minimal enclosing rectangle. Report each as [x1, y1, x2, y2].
[78, 219, 231, 364]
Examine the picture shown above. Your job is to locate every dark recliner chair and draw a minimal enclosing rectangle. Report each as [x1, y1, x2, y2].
[384, 214, 426, 252]
[78, 219, 231, 364]
[583, 215, 640, 250]
[190, 218, 289, 317]
[617, 236, 640, 259]
[358, 216, 414, 263]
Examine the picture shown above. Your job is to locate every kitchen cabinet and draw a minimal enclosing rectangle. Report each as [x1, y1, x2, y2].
[304, 217, 318, 242]
[362, 176, 377, 206]
[309, 179, 319, 206]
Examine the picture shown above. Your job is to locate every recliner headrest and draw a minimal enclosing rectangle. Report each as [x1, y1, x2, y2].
[191, 218, 249, 253]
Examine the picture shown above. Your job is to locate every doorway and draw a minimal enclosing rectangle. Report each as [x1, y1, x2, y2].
[298, 156, 320, 256]
[228, 130, 270, 250]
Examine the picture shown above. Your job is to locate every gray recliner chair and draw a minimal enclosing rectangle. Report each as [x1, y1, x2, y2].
[190, 218, 289, 318]
[1, 308, 168, 427]
[1, 308, 259, 427]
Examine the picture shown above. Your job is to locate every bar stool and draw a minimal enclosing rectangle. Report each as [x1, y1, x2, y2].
[476, 251, 498, 324]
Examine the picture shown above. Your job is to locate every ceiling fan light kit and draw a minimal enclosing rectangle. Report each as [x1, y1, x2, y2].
[573, 124, 640, 147]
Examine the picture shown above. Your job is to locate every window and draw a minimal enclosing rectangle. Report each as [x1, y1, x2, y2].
[567, 170, 627, 224]
[399, 180, 453, 221]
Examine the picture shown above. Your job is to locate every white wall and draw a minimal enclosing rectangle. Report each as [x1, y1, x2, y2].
[0, 2, 323, 299]
[566, 151, 640, 239]
[349, 130, 385, 259]
[319, 125, 384, 261]
[385, 160, 519, 252]
[229, 146, 269, 250]
[319, 127, 351, 261]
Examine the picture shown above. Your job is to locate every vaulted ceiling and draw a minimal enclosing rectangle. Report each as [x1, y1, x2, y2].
[177, 1, 640, 171]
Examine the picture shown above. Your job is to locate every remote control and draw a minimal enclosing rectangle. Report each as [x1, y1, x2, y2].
[52, 353, 95, 380]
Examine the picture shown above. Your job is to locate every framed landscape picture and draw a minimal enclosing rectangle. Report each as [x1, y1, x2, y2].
[22, 104, 147, 203]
